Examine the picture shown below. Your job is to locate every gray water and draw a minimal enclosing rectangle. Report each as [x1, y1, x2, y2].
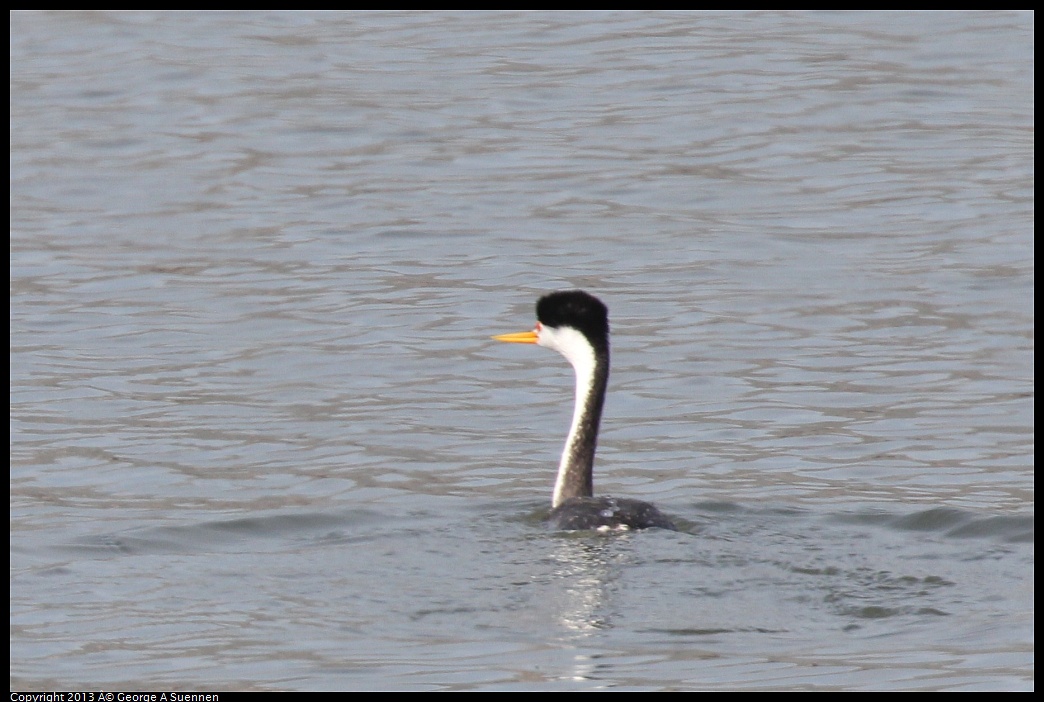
[10, 11, 1033, 691]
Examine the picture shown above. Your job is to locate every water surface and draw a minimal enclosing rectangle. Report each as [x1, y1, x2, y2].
[10, 10, 1033, 691]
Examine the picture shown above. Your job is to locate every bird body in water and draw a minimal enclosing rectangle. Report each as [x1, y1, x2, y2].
[494, 290, 676, 531]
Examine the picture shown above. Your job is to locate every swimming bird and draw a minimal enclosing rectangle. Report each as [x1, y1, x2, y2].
[494, 290, 676, 531]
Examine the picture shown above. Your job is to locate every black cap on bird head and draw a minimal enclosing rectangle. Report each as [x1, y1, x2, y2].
[536, 290, 610, 348]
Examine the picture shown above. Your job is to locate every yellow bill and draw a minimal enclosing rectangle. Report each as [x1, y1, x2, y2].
[492, 330, 538, 344]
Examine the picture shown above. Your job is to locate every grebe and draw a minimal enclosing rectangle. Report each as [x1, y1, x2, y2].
[494, 290, 676, 531]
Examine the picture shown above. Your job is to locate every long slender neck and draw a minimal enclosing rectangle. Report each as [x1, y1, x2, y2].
[552, 341, 609, 508]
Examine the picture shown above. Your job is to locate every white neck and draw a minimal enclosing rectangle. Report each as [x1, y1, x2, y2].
[538, 326, 605, 508]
